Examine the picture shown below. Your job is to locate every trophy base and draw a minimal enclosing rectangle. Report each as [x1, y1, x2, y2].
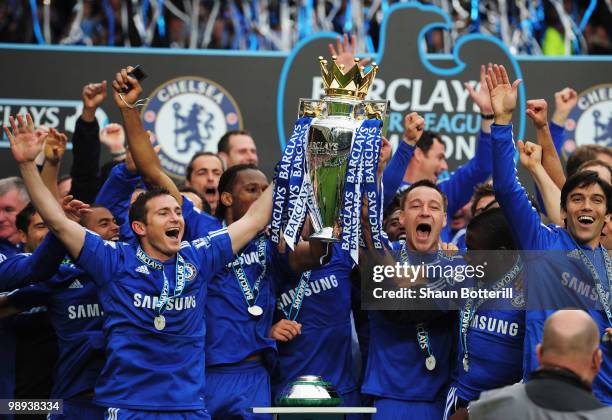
[308, 228, 340, 243]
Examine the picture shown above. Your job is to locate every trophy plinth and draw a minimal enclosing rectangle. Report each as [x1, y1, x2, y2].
[276, 375, 342, 407]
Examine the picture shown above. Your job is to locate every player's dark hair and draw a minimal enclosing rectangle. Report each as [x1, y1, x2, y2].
[415, 131, 443, 155]
[16, 203, 37, 233]
[217, 130, 252, 155]
[80, 204, 111, 228]
[470, 183, 496, 216]
[561, 170, 612, 214]
[466, 208, 517, 250]
[566, 145, 612, 178]
[185, 152, 225, 181]
[129, 187, 174, 225]
[179, 186, 212, 214]
[400, 179, 448, 212]
[216, 163, 260, 221]
[383, 193, 401, 222]
[576, 159, 612, 183]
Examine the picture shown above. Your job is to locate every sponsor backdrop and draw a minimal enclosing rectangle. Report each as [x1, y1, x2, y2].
[0, 3, 610, 182]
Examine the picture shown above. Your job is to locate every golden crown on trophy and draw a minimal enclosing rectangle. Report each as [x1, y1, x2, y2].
[318, 56, 379, 99]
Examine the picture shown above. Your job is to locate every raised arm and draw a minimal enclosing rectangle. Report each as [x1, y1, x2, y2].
[227, 184, 272, 253]
[40, 127, 68, 200]
[443, 65, 495, 216]
[70, 81, 106, 203]
[111, 67, 182, 205]
[4, 114, 86, 260]
[486, 64, 551, 250]
[518, 140, 562, 225]
[382, 113, 421, 208]
[525, 99, 565, 189]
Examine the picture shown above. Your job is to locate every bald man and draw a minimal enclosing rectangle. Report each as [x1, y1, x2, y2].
[468, 310, 612, 419]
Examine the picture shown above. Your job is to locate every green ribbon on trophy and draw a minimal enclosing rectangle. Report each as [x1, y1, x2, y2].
[271, 55, 389, 264]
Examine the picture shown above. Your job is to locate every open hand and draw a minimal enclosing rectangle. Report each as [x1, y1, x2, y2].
[3, 114, 43, 164]
[43, 127, 68, 164]
[464, 64, 493, 114]
[485, 64, 521, 125]
[61, 195, 92, 222]
[328, 34, 371, 72]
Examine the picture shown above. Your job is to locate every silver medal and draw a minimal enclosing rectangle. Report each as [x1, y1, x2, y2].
[154, 315, 166, 331]
[248, 305, 263, 317]
[425, 355, 436, 371]
[463, 355, 470, 372]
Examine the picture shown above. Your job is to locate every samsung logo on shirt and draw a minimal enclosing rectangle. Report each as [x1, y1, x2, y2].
[228, 250, 260, 267]
[471, 314, 519, 337]
[133, 293, 197, 311]
[277, 274, 339, 309]
[561, 272, 600, 302]
[68, 303, 104, 319]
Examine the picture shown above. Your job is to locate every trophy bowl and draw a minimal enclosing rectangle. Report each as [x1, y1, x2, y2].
[276, 375, 343, 407]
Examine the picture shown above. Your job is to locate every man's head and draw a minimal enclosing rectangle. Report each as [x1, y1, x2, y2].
[537, 309, 602, 386]
[217, 130, 258, 168]
[217, 164, 268, 224]
[16, 204, 48, 253]
[81, 206, 120, 241]
[412, 131, 448, 182]
[566, 144, 612, 178]
[185, 152, 224, 212]
[561, 171, 612, 248]
[0, 177, 29, 245]
[576, 159, 612, 185]
[400, 180, 447, 252]
[383, 194, 405, 242]
[179, 186, 211, 214]
[57, 174, 72, 198]
[129, 188, 184, 260]
[470, 183, 498, 217]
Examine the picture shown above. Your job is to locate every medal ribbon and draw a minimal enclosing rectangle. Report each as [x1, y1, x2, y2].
[460, 258, 523, 363]
[136, 247, 186, 317]
[341, 123, 365, 262]
[415, 323, 433, 361]
[573, 246, 612, 327]
[271, 117, 312, 246]
[284, 130, 309, 250]
[281, 270, 312, 321]
[362, 120, 384, 251]
[231, 235, 267, 308]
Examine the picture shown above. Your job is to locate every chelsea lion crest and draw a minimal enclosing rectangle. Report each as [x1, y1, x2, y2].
[562, 84, 612, 156]
[142, 76, 242, 178]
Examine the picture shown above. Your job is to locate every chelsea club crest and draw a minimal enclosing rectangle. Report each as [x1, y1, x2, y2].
[142, 76, 242, 179]
[562, 84, 612, 156]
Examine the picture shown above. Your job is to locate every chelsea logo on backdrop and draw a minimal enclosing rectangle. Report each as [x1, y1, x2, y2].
[562, 84, 612, 156]
[142, 76, 242, 179]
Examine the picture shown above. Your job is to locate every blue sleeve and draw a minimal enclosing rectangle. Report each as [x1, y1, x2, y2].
[382, 142, 415, 209]
[491, 124, 554, 250]
[6, 282, 52, 311]
[0, 233, 65, 292]
[183, 197, 223, 241]
[76, 231, 123, 287]
[548, 121, 565, 157]
[95, 163, 140, 242]
[440, 130, 492, 217]
[193, 227, 234, 276]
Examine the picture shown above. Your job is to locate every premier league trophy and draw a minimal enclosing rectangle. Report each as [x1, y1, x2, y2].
[271, 55, 389, 264]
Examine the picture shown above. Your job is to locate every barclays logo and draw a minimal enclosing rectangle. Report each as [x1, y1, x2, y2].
[142, 77, 242, 179]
